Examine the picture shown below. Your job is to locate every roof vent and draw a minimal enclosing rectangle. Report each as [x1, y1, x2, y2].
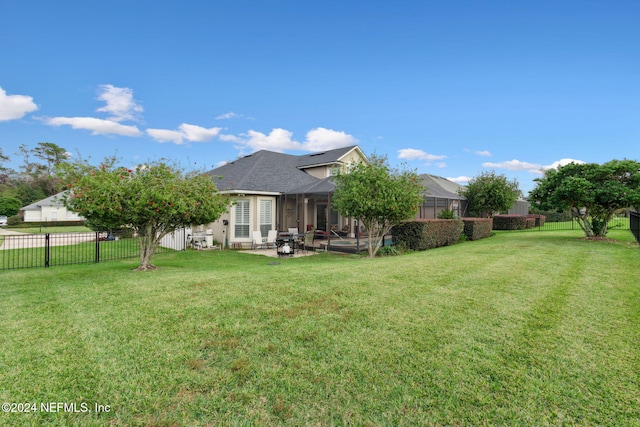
[309, 152, 325, 157]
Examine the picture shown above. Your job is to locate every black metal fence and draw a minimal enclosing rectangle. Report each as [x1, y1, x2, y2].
[521, 214, 630, 232]
[631, 211, 640, 244]
[0, 230, 186, 270]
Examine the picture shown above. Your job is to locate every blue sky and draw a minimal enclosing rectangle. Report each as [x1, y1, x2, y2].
[1, 0, 638, 195]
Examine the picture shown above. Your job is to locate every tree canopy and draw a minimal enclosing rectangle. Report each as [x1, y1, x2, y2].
[332, 155, 425, 258]
[458, 171, 520, 218]
[57, 158, 230, 270]
[529, 159, 640, 237]
[0, 196, 22, 217]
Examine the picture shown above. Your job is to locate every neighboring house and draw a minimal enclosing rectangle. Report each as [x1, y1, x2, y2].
[21, 192, 85, 223]
[416, 174, 530, 219]
[417, 174, 469, 219]
[204, 145, 368, 247]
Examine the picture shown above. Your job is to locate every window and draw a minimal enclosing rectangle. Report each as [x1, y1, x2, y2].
[259, 199, 273, 236]
[234, 200, 250, 238]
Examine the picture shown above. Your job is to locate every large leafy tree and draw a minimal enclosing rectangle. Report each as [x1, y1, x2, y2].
[0, 196, 22, 217]
[459, 171, 521, 218]
[530, 159, 640, 237]
[57, 158, 231, 270]
[332, 155, 424, 258]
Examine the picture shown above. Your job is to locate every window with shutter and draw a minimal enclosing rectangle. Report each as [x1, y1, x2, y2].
[259, 199, 273, 236]
[234, 200, 250, 238]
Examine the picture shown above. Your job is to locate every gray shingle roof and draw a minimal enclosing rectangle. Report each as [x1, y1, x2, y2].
[420, 174, 466, 199]
[295, 146, 359, 168]
[21, 192, 67, 210]
[206, 146, 360, 194]
[207, 150, 319, 193]
[285, 177, 336, 195]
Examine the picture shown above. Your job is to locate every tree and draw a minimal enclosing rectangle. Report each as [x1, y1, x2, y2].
[0, 196, 22, 217]
[332, 155, 425, 258]
[57, 158, 231, 270]
[459, 171, 520, 218]
[33, 142, 69, 175]
[529, 159, 640, 237]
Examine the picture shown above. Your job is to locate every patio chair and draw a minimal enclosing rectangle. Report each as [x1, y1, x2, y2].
[252, 231, 266, 249]
[299, 230, 315, 254]
[266, 230, 278, 248]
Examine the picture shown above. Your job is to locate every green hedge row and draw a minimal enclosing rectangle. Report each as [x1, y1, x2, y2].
[392, 219, 463, 251]
[492, 215, 536, 230]
[461, 218, 492, 240]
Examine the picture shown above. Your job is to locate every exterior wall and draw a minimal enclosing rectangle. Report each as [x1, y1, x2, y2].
[304, 166, 331, 179]
[23, 207, 84, 222]
[206, 195, 277, 247]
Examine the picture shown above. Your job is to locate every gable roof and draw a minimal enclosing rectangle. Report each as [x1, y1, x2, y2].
[206, 145, 362, 194]
[420, 174, 466, 200]
[21, 192, 67, 210]
[295, 146, 364, 169]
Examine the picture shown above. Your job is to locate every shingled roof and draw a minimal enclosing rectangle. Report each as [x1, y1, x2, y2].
[420, 174, 466, 199]
[206, 146, 360, 194]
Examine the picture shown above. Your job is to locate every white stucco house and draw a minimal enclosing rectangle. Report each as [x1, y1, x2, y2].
[21, 192, 85, 223]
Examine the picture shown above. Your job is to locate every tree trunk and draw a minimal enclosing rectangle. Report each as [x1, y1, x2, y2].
[136, 224, 160, 270]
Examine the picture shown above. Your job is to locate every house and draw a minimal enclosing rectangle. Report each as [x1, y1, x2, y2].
[21, 192, 85, 223]
[204, 145, 368, 247]
[415, 174, 530, 219]
[416, 174, 469, 219]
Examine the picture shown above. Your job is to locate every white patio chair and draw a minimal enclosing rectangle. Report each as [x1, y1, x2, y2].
[266, 230, 278, 248]
[252, 231, 266, 249]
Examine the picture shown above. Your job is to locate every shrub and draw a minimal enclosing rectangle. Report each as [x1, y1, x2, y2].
[437, 209, 455, 219]
[527, 214, 546, 227]
[492, 215, 533, 230]
[376, 245, 400, 256]
[7, 215, 24, 226]
[392, 219, 463, 251]
[462, 218, 493, 240]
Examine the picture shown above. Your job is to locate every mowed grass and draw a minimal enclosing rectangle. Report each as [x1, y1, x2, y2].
[0, 231, 639, 426]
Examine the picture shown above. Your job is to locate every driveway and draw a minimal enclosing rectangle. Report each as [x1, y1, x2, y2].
[0, 229, 96, 250]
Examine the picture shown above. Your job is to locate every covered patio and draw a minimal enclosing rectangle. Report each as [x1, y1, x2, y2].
[279, 177, 360, 242]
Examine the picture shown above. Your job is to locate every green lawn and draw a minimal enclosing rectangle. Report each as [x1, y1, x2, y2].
[1, 231, 639, 426]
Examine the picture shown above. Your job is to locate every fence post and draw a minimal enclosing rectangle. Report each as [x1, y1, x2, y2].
[44, 233, 50, 268]
[95, 232, 100, 263]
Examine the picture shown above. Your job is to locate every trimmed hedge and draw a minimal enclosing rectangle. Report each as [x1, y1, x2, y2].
[492, 215, 536, 230]
[392, 219, 463, 251]
[527, 214, 546, 227]
[461, 218, 493, 240]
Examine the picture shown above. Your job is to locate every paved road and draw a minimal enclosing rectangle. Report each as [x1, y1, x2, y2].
[0, 229, 96, 250]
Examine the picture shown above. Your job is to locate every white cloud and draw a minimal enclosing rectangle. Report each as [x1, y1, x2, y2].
[543, 158, 585, 171]
[45, 116, 141, 136]
[178, 124, 222, 142]
[303, 127, 358, 151]
[146, 123, 222, 145]
[0, 86, 38, 121]
[240, 127, 357, 152]
[215, 111, 242, 120]
[447, 176, 472, 184]
[436, 162, 447, 168]
[96, 84, 143, 122]
[398, 148, 447, 161]
[482, 159, 542, 173]
[219, 133, 243, 143]
[475, 150, 492, 157]
[146, 128, 184, 144]
[244, 128, 300, 152]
